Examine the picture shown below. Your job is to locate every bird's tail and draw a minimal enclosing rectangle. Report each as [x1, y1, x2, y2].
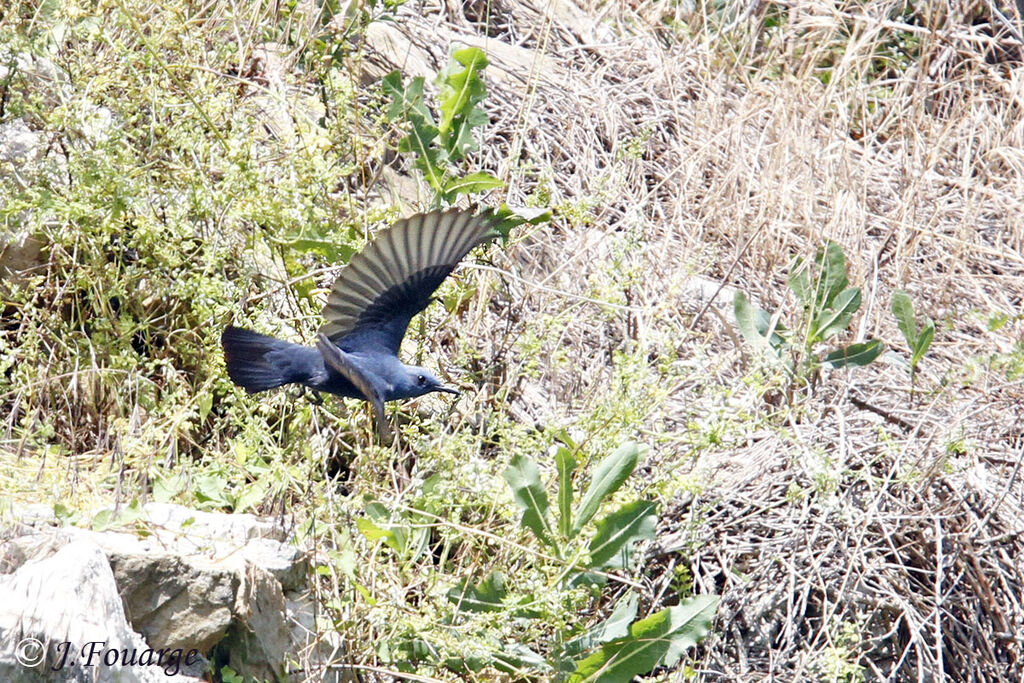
[221, 326, 298, 393]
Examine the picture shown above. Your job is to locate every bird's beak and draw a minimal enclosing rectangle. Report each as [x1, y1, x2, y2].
[436, 385, 460, 396]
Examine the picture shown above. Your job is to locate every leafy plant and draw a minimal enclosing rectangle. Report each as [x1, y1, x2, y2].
[438, 442, 718, 679]
[891, 289, 934, 400]
[382, 46, 503, 205]
[734, 241, 884, 403]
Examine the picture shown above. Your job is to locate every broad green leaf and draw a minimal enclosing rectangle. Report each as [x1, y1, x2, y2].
[503, 454, 554, 547]
[446, 106, 489, 159]
[588, 500, 657, 570]
[911, 318, 934, 367]
[571, 595, 719, 683]
[364, 501, 390, 522]
[232, 480, 267, 514]
[563, 592, 639, 657]
[787, 256, 813, 307]
[572, 442, 639, 536]
[383, 70, 448, 191]
[400, 113, 445, 191]
[824, 339, 884, 368]
[556, 446, 576, 538]
[488, 204, 552, 240]
[492, 643, 551, 676]
[441, 171, 503, 199]
[91, 508, 115, 531]
[815, 241, 849, 308]
[733, 290, 767, 350]
[447, 571, 506, 613]
[195, 474, 231, 508]
[437, 47, 490, 143]
[812, 286, 861, 342]
[891, 289, 917, 347]
[356, 517, 397, 551]
[382, 72, 433, 126]
[734, 292, 786, 354]
[152, 474, 185, 503]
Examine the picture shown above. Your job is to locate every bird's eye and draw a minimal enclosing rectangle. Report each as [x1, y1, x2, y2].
[417, 375, 427, 386]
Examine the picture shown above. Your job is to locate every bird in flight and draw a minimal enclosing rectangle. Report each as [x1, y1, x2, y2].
[222, 207, 505, 439]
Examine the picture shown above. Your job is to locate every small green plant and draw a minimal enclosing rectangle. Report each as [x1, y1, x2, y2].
[891, 289, 934, 400]
[354, 442, 718, 680]
[734, 241, 884, 403]
[461, 442, 717, 679]
[382, 46, 503, 205]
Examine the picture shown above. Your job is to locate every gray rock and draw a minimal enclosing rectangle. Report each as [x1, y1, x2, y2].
[0, 120, 43, 165]
[0, 540, 205, 682]
[285, 591, 352, 682]
[0, 502, 310, 681]
[219, 565, 290, 682]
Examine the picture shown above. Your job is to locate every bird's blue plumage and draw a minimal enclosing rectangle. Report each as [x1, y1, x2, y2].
[221, 207, 498, 437]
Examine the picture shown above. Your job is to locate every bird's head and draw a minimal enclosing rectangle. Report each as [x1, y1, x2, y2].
[391, 365, 459, 400]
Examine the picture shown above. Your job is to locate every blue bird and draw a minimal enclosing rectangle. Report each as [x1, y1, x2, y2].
[221, 207, 505, 438]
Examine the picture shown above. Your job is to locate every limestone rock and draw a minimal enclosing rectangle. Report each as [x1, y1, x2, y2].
[0, 540, 205, 682]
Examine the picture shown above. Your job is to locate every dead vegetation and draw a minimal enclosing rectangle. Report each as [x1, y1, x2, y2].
[3, 0, 1024, 679]
[369, 0, 1024, 679]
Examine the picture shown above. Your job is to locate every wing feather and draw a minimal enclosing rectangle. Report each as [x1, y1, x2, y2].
[320, 207, 503, 354]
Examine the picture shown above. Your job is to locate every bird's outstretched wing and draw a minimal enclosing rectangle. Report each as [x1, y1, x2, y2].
[316, 334, 391, 442]
[320, 207, 504, 355]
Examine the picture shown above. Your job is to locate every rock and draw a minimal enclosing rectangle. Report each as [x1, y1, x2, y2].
[0, 120, 47, 284]
[218, 564, 290, 682]
[285, 591, 352, 682]
[108, 550, 239, 653]
[0, 120, 43, 165]
[0, 540, 204, 682]
[0, 502, 311, 682]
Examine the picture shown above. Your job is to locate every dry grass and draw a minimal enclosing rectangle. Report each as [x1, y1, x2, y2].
[4, 0, 1024, 680]
[361, 0, 1024, 679]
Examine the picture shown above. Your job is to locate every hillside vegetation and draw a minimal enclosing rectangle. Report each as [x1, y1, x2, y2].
[2, 0, 1023, 680]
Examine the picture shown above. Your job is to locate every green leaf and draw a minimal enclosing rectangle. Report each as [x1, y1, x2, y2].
[572, 442, 639, 536]
[383, 70, 448, 191]
[437, 47, 490, 157]
[563, 592, 639, 657]
[488, 204, 552, 240]
[152, 474, 185, 503]
[815, 241, 849, 308]
[891, 289, 917, 347]
[588, 500, 657, 570]
[356, 517, 397, 551]
[824, 339, 884, 368]
[911, 318, 934, 367]
[195, 474, 231, 508]
[733, 290, 767, 350]
[232, 480, 267, 514]
[734, 291, 787, 354]
[382, 71, 433, 126]
[503, 454, 554, 547]
[786, 256, 813, 307]
[555, 446, 576, 538]
[447, 571, 507, 613]
[286, 237, 356, 263]
[492, 643, 551, 676]
[440, 171, 503, 200]
[197, 391, 212, 421]
[812, 286, 861, 342]
[401, 114, 446, 191]
[571, 595, 720, 683]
